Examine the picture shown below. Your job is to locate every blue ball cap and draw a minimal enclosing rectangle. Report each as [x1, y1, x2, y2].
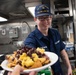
[35, 4, 52, 17]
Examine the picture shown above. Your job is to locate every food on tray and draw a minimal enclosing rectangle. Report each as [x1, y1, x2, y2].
[6, 46, 51, 69]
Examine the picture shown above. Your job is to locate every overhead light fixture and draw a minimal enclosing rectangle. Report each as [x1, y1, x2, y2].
[0, 16, 8, 22]
[28, 7, 35, 17]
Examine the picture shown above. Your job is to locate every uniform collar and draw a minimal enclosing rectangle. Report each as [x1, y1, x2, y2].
[34, 28, 54, 39]
[35, 28, 44, 39]
[48, 28, 54, 36]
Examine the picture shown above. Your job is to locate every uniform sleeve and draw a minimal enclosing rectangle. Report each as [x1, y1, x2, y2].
[60, 39, 65, 51]
[23, 35, 37, 48]
[57, 31, 65, 51]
